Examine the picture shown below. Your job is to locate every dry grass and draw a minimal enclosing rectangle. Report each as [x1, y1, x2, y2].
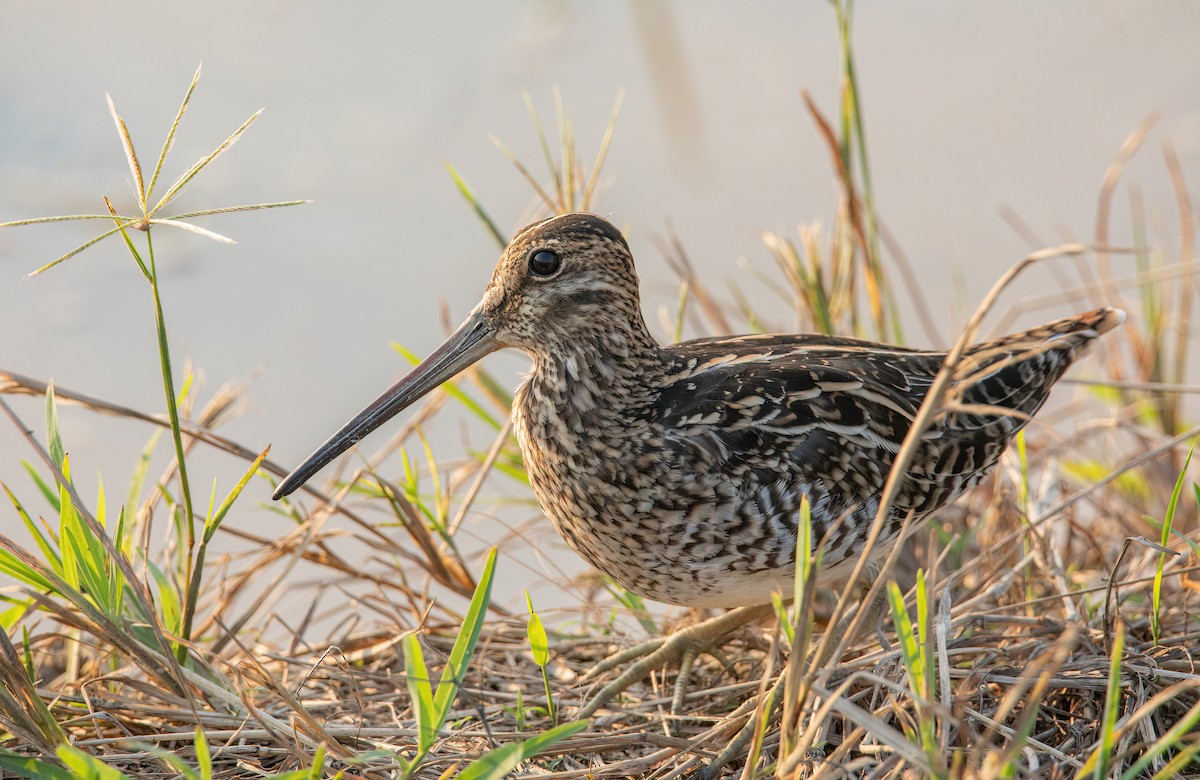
[2, 316, 1199, 779]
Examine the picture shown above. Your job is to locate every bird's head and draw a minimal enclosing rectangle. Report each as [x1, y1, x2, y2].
[473, 212, 643, 352]
[273, 213, 645, 499]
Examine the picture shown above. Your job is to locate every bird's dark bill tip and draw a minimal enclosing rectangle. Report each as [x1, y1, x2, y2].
[266, 312, 499, 504]
[272, 461, 321, 501]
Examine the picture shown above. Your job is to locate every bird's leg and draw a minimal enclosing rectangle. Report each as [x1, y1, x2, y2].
[578, 604, 774, 719]
[577, 565, 885, 724]
[581, 636, 667, 680]
[699, 566, 888, 776]
[672, 646, 699, 715]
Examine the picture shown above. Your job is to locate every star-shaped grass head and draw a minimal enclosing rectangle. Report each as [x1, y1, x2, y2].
[0, 63, 307, 278]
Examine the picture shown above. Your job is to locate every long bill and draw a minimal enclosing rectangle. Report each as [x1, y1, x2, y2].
[272, 313, 498, 500]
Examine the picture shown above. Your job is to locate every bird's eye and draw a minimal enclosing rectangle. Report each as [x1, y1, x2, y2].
[529, 249, 561, 277]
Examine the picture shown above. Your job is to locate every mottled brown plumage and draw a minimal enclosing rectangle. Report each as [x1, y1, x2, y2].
[274, 213, 1123, 610]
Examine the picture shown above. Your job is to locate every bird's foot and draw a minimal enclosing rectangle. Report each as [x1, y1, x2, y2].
[697, 572, 885, 776]
[577, 604, 773, 720]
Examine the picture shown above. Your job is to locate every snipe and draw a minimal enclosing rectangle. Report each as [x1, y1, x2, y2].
[274, 212, 1122, 714]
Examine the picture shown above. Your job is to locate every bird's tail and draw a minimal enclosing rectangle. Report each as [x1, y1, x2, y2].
[980, 307, 1125, 349]
[951, 306, 1124, 425]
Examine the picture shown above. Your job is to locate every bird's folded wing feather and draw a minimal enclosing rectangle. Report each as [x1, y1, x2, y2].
[654, 337, 944, 477]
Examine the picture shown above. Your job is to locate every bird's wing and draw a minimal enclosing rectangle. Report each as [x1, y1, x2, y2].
[656, 335, 941, 469]
[647, 312, 1117, 566]
[655, 310, 1115, 501]
[649, 336, 944, 559]
[652, 335, 948, 523]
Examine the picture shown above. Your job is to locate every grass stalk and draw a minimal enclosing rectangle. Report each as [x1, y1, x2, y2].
[525, 592, 556, 726]
[127, 225, 199, 660]
[887, 574, 942, 775]
[1082, 619, 1126, 778]
[1151, 441, 1194, 643]
[401, 548, 498, 778]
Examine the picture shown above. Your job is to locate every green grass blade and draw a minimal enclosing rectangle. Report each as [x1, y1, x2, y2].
[887, 581, 922, 694]
[888, 577, 937, 765]
[57, 457, 113, 613]
[196, 726, 212, 780]
[112, 501, 128, 567]
[915, 568, 932, 703]
[1119, 698, 1200, 780]
[601, 580, 657, 635]
[0, 751, 74, 780]
[179, 446, 269, 675]
[772, 592, 793, 646]
[1, 601, 33, 632]
[110, 511, 129, 643]
[57, 459, 81, 592]
[794, 495, 813, 608]
[144, 742, 202, 780]
[4, 484, 61, 570]
[1015, 430, 1030, 513]
[204, 447, 268, 544]
[525, 591, 555, 724]
[308, 748, 330, 780]
[403, 633, 438, 753]
[455, 720, 587, 780]
[526, 596, 549, 667]
[1083, 621, 1125, 779]
[61, 519, 110, 614]
[57, 745, 134, 779]
[1153, 440, 1194, 643]
[20, 461, 60, 513]
[418, 432, 448, 531]
[125, 429, 163, 526]
[145, 559, 182, 635]
[433, 547, 498, 722]
[0, 546, 55, 591]
[745, 679, 782, 775]
[45, 382, 65, 471]
[471, 366, 514, 412]
[444, 163, 507, 249]
[1147, 740, 1200, 780]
